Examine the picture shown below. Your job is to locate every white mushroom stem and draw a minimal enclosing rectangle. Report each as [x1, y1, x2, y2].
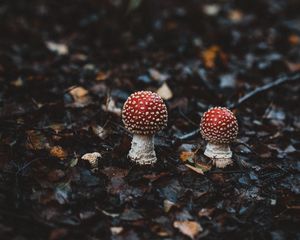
[128, 134, 157, 165]
[204, 142, 233, 168]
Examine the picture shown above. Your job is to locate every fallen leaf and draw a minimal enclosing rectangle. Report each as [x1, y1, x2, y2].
[50, 146, 68, 160]
[203, 4, 220, 16]
[68, 86, 91, 107]
[288, 34, 300, 45]
[228, 9, 244, 23]
[180, 151, 195, 162]
[149, 68, 169, 82]
[11, 77, 23, 87]
[157, 83, 173, 100]
[96, 71, 110, 81]
[198, 208, 215, 220]
[69, 86, 88, 100]
[120, 209, 143, 221]
[81, 152, 102, 168]
[163, 199, 176, 213]
[286, 61, 300, 72]
[201, 45, 227, 68]
[92, 125, 108, 139]
[26, 130, 50, 150]
[102, 98, 122, 116]
[46, 41, 69, 55]
[110, 227, 123, 235]
[173, 221, 203, 239]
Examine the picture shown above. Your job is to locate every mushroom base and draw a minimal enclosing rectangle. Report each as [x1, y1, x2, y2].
[204, 142, 233, 168]
[128, 134, 157, 165]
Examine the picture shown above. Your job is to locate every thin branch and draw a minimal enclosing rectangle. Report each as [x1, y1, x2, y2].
[177, 129, 200, 140]
[228, 72, 300, 109]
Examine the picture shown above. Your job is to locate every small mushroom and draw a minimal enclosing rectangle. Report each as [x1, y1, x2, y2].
[200, 107, 238, 168]
[122, 91, 168, 165]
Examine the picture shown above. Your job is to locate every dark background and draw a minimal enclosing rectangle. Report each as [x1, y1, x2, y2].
[0, 0, 300, 239]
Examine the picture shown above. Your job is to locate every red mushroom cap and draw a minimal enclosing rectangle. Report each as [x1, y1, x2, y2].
[200, 107, 238, 144]
[122, 91, 168, 135]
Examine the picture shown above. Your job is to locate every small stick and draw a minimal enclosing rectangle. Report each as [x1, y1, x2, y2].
[228, 72, 300, 109]
[177, 129, 200, 140]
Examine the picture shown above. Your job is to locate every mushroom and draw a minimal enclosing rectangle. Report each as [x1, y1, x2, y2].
[122, 91, 168, 165]
[200, 107, 238, 168]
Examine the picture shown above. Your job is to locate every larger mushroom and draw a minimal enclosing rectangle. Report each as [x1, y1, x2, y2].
[122, 91, 168, 165]
[200, 107, 238, 168]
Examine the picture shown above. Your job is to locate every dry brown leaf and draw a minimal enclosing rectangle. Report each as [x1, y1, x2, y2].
[202, 45, 227, 68]
[96, 71, 110, 81]
[286, 61, 300, 72]
[228, 9, 244, 22]
[198, 208, 215, 220]
[151, 225, 172, 237]
[68, 86, 91, 107]
[50, 146, 68, 160]
[173, 221, 203, 239]
[25, 130, 49, 150]
[180, 151, 195, 162]
[157, 82, 173, 100]
[69, 86, 88, 100]
[288, 34, 300, 46]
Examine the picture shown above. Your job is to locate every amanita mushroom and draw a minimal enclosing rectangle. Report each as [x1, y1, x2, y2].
[200, 107, 238, 168]
[122, 91, 168, 165]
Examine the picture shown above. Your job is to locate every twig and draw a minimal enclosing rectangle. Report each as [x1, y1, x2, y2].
[178, 72, 300, 141]
[179, 110, 198, 127]
[208, 170, 246, 174]
[177, 129, 200, 140]
[228, 72, 300, 109]
[197, 69, 217, 93]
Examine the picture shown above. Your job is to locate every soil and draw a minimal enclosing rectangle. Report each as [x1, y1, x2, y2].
[0, 0, 300, 239]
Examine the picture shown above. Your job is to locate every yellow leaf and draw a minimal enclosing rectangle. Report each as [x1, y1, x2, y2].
[180, 151, 195, 162]
[202, 45, 219, 68]
[50, 146, 68, 160]
[201, 45, 228, 69]
[173, 221, 203, 239]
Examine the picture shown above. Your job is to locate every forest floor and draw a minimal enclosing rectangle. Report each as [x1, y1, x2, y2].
[0, 0, 300, 239]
